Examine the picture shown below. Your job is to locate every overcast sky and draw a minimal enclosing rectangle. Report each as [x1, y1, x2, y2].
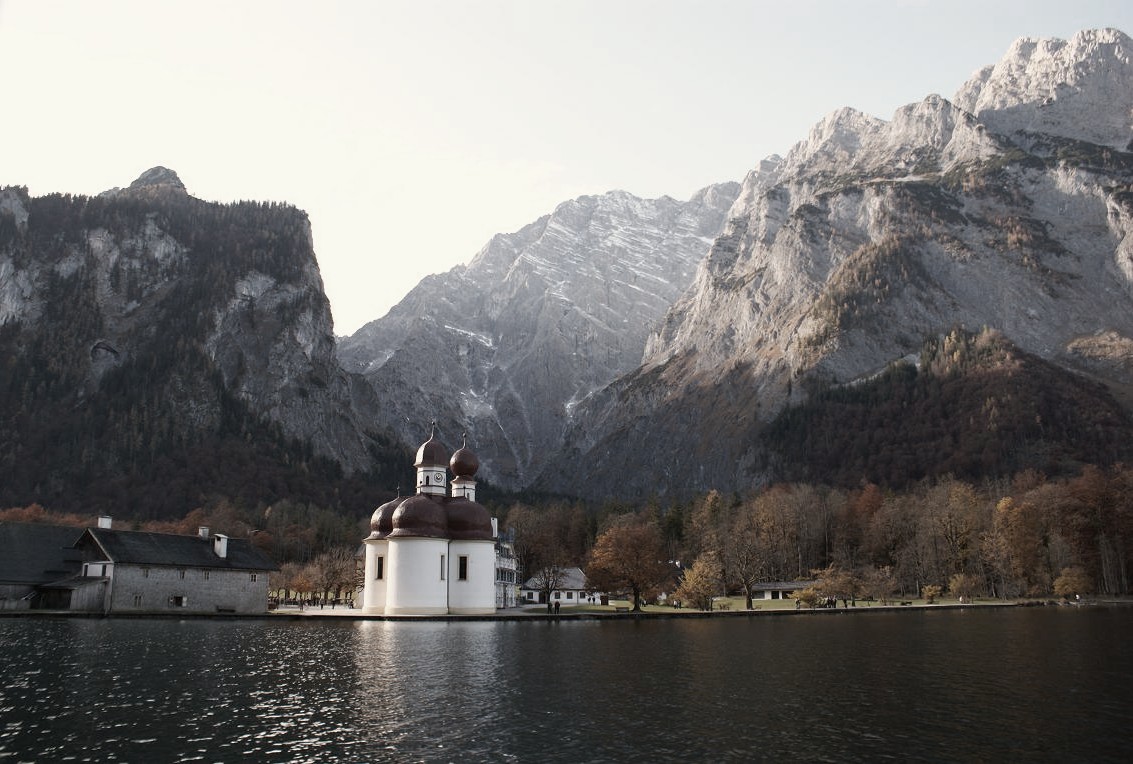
[3, 1, 1132, 334]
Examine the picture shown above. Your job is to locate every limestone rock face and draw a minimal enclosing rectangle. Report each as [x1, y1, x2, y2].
[537, 28, 1133, 500]
[337, 184, 739, 488]
[0, 168, 385, 483]
[953, 28, 1133, 151]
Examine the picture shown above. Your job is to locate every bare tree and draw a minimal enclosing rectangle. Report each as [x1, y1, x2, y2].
[310, 547, 357, 607]
[508, 503, 571, 611]
[728, 507, 768, 609]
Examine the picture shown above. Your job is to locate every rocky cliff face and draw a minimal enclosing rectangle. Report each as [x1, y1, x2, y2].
[0, 169, 395, 513]
[539, 28, 1133, 499]
[338, 185, 739, 487]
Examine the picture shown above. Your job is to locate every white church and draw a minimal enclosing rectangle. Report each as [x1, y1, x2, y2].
[361, 428, 497, 615]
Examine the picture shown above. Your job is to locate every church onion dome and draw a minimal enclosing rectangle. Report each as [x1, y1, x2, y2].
[389, 494, 449, 539]
[415, 432, 448, 468]
[368, 496, 401, 539]
[446, 497, 494, 541]
[450, 437, 479, 479]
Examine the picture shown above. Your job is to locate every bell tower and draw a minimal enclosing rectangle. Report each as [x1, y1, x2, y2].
[450, 433, 479, 501]
[414, 421, 448, 496]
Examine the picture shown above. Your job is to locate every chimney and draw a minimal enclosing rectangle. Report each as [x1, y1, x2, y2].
[198, 526, 209, 539]
[213, 534, 229, 559]
[97, 516, 112, 529]
[491, 517, 499, 539]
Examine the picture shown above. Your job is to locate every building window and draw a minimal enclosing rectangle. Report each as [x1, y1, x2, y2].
[133, 594, 142, 607]
[376, 556, 384, 580]
[554, 591, 561, 599]
[566, 591, 573, 599]
[178, 569, 186, 580]
[142, 568, 150, 578]
[171, 596, 187, 608]
[458, 556, 468, 581]
[440, 555, 446, 580]
[204, 570, 210, 581]
[250, 573, 258, 583]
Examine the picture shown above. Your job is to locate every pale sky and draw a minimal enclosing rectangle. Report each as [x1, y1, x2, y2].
[3, 1, 1132, 335]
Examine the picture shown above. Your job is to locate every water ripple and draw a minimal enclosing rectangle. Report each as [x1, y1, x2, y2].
[1, 609, 1131, 761]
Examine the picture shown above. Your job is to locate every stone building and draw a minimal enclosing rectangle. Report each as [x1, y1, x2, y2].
[72, 522, 278, 614]
[0, 523, 85, 610]
[0, 519, 277, 614]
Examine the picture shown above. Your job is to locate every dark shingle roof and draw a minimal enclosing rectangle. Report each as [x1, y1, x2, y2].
[82, 529, 278, 571]
[0, 523, 85, 584]
[522, 566, 588, 591]
[754, 580, 816, 591]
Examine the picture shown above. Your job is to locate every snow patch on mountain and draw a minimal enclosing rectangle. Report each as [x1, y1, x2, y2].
[338, 183, 740, 487]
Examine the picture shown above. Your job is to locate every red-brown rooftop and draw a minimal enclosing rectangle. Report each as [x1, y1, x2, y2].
[414, 434, 448, 468]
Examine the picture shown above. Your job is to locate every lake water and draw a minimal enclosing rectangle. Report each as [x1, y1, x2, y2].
[1, 607, 1131, 762]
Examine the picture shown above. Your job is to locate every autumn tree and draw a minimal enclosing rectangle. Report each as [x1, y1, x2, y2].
[748, 484, 831, 581]
[508, 503, 572, 612]
[310, 547, 357, 605]
[685, 489, 732, 564]
[860, 566, 898, 604]
[288, 564, 315, 607]
[948, 572, 982, 601]
[585, 515, 669, 612]
[983, 495, 1049, 598]
[793, 586, 821, 609]
[1053, 566, 1092, 599]
[814, 564, 858, 607]
[1062, 466, 1132, 595]
[834, 483, 882, 569]
[270, 563, 295, 603]
[673, 552, 723, 611]
[921, 478, 987, 576]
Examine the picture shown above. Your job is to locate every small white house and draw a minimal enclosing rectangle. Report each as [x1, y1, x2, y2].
[750, 581, 814, 601]
[520, 566, 598, 606]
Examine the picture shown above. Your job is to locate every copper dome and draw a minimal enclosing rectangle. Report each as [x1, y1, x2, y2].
[369, 496, 401, 539]
[415, 435, 449, 468]
[446, 497, 494, 541]
[389, 494, 449, 539]
[450, 446, 479, 479]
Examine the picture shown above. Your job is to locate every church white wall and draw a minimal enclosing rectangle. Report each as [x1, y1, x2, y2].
[447, 540, 496, 615]
[385, 537, 449, 615]
[361, 538, 388, 613]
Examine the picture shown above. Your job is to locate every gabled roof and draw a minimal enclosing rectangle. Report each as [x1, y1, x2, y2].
[0, 523, 85, 584]
[521, 566, 588, 591]
[753, 580, 816, 591]
[80, 528, 278, 571]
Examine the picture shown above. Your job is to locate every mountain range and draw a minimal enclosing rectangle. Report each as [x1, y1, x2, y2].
[4, 28, 1133, 514]
[337, 184, 739, 488]
[346, 28, 1133, 500]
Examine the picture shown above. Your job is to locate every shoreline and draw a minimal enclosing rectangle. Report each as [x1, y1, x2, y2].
[4, 597, 1128, 622]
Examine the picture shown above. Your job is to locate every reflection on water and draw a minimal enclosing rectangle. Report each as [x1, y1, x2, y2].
[1, 608, 1131, 762]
